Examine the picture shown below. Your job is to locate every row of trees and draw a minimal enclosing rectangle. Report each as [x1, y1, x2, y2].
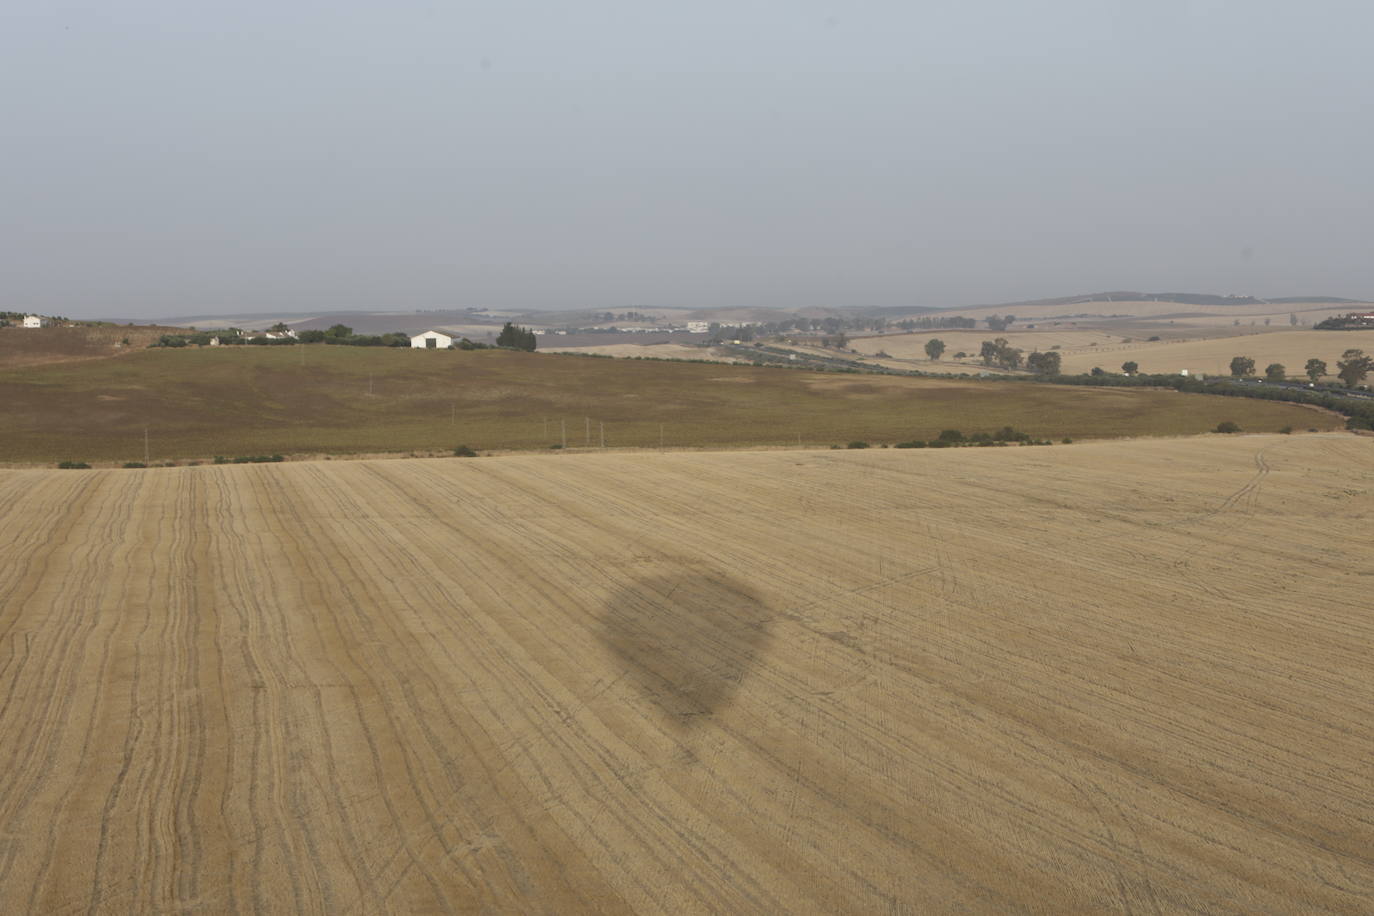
[918, 336, 1371, 387]
[918, 336, 1060, 374]
[1230, 350, 1371, 387]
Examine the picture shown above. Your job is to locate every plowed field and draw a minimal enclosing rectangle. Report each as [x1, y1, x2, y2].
[2, 435, 1371, 912]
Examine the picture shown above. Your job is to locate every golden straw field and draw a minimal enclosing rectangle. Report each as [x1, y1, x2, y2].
[1, 435, 1372, 912]
[852, 328, 1374, 380]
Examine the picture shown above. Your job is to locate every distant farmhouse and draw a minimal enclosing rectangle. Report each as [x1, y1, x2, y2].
[410, 330, 453, 349]
[22, 315, 50, 328]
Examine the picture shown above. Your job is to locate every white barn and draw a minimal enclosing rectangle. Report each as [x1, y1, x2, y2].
[410, 330, 454, 349]
[22, 315, 49, 329]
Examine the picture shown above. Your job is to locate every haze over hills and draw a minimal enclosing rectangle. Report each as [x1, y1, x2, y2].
[89, 291, 1370, 336]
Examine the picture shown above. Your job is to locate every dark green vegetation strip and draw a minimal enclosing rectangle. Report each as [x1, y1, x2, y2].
[0, 348, 1341, 463]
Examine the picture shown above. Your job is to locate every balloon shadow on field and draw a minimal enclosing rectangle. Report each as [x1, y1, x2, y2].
[598, 570, 775, 730]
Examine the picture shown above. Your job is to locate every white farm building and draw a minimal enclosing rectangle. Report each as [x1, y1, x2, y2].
[22, 315, 49, 328]
[410, 330, 454, 349]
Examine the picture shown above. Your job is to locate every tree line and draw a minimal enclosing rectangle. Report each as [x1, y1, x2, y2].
[1227, 350, 1371, 387]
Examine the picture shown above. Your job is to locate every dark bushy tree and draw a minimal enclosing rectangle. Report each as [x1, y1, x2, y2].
[924, 338, 945, 360]
[1122, 360, 1139, 375]
[496, 322, 537, 351]
[1230, 356, 1256, 377]
[980, 338, 1022, 369]
[1026, 350, 1061, 375]
[1337, 349, 1372, 387]
[1305, 358, 1327, 382]
[1265, 363, 1286, 381]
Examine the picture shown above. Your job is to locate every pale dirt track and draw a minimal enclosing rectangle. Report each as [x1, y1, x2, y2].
[1, 436, 1372, 913]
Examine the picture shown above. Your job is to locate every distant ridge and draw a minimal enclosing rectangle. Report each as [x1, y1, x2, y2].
[973, 291, 1361, 310]
[94, 292, 1366, 330]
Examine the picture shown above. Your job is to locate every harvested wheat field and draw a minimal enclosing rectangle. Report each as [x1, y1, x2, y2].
[1049, 329, 1374, 379]
[2, 435, 1372, 912]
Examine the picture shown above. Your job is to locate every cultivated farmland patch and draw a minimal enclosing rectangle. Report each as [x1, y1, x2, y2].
[1, 434, 1371, 911]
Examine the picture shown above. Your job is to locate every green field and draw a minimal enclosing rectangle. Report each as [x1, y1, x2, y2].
[0, 346, 1341, 464]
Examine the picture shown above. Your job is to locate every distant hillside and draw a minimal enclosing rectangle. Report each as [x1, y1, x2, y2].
[971, 291, 1361, 311]
[0, 323, 186, 369]
[99, 292, 1367, 332]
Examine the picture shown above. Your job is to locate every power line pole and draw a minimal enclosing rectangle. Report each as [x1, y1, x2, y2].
[585, 416, 590, 446]
[600, 421, 605, 448]
[560, 419, 566, 449]
[144, 426, 149, 465]
[659, 423, 664, 449]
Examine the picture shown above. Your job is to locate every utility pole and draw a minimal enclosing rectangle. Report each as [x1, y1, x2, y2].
[659, 423, 664, 449]
[561, 419, 566, 449]
[144, 427, 149, 465]
[600, 421, 605, 448]
[451, 403, 456, 427]
[585, 416, 590, 446]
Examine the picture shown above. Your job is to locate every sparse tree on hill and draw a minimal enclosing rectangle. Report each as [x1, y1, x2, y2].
[269, 322, 290, 333]
[1290, 313, 1299, 326]
[924, 338, 946, 360]
[1305, 358, 1327, 382]
[1122, 360, 1139, 375]
[1337, 349, 1372, 387]
[1230, 356, 1256, 377]
[980, 338, 1023, 368]
[1265, 363, 1286, 381]
[326, 324, 353, 338]
[984, 314, 1012, 332]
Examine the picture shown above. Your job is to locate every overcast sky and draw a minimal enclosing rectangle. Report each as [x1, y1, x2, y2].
[4, 1, 1372, 317]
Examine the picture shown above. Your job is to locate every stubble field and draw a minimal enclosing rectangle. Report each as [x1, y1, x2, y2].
[850, 328, 1374, 380]
[1, 434, 1371, 912]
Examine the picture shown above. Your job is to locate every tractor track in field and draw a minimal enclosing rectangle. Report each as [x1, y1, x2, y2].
[0, 434, 1371, 912]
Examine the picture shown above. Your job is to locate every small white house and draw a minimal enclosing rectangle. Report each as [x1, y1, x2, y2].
[22, 315, 49, 329]
[410, 330, 454, 349]
[264, 329, 297, 340]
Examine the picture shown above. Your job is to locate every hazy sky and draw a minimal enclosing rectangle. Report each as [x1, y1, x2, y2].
[4, 1, 1372, 317]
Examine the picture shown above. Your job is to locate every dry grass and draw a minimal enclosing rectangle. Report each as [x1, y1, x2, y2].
[1050, 329, 1374, 378]
[0, 347, 1340, 464]
[0, 324, 182, 369]
[0, 434, 1371, 911]
[851, 327, 1374, 380]
[850, 329, 1132, 370]
[546, 342, 737, 361]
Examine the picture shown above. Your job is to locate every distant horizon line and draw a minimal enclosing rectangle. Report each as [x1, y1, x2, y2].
[14, 289, 1371, 324]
